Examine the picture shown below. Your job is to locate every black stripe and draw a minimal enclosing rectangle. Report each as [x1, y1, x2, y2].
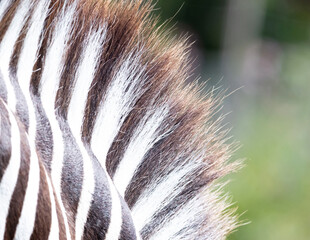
[124, 135, 172, 208]
[0, 99, 11, 182]
[82, 6, 144, 143]
[119, 198, 137, 240]
[124, 106, 198, 208]
[54, 185, 68, 240]
[30, 0, 64, 94]
[30, 161, 52, 240]
[4, 109, 30, 239]
[10, 75, 30, 131]
[56, 10, 86, 119]
[106, 106, 143, 178]
[58, 118, 83, 232]
[140, 171, 214, 238]
[0, 72, 7, 102]
[8, 6, 34, 131]
[0, 0, 21, 43]
[32, 94, 53, 172]
[82, 149, 111, 239]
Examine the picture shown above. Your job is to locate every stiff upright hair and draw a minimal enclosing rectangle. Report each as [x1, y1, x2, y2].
[0, 0, 240, 239]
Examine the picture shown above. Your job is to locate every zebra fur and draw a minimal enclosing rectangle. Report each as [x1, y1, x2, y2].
[0, 0, 240, 239]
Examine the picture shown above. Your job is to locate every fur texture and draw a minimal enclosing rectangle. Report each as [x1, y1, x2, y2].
[0, 0, 240, 239]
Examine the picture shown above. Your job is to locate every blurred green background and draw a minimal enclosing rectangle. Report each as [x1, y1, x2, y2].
[153, 0, 310, 239]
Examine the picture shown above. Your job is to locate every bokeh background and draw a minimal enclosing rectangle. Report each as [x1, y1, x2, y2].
[152, 0, 310, 239]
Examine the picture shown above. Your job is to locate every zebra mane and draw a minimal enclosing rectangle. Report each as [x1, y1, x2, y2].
[0, 0, 240, 239]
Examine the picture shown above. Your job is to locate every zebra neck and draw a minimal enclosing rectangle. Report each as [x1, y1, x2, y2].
[0, 0, 239, 239]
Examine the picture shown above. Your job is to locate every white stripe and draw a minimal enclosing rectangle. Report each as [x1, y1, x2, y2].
[14, 134, 40, 239]
[74, 145, 95, 240]
[67, 27, 106, 240]
[0, 103, 21, 239]
[90, 55, 146, 240]
[16, 0, 72, 238]
[132, 162, 198, 231]
[0, 0, 31, 110]
[17, 0, 50, 95]
[69, 27, 125, 240]
[91, 54, 145, 170]
[0, 0, 12, 21]
[149, 189, 225, 240]
[148, 196, 199, 240]
[0, 0, 11, 21]
[45, 168, 60, 240]
[68, 27, 106, 135]
[113, 105, 170, 196]
[40, 2, 76, 227]
[104, 177, 123, 240]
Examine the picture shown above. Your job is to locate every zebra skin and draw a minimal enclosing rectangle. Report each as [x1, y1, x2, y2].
[0, 0, 240, 239]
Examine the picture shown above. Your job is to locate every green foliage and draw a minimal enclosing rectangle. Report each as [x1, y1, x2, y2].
[153, 0, 227, 50]
[228, 86, 310, 239]
[263, 0, 310, 43]
[227, 45, 310, 239]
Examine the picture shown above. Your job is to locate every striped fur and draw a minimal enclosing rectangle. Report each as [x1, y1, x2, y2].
[0, 0, 239, 239]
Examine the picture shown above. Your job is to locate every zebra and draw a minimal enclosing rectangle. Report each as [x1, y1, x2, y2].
[0, 0, 240, 239]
